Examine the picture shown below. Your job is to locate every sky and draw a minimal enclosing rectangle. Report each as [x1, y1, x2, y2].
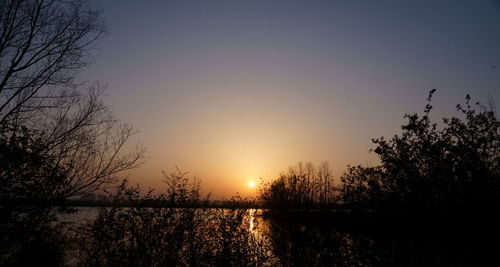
[83, 0, 500, 198]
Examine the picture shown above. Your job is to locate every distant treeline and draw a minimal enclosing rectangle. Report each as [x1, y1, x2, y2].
[63, 194, 260, 210]
[259, 161, 336, 210]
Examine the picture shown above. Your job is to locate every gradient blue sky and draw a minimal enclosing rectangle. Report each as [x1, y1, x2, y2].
[84, 0, 500, 198]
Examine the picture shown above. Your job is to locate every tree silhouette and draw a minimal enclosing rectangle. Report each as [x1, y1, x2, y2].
[0, 0, 143, 204]
[260, 162, 335, 210]
[340, 90, 500, 209]
[0, 1, 143, 264]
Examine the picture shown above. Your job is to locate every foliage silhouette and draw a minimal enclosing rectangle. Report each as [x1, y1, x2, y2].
[339, 90, 500, 210]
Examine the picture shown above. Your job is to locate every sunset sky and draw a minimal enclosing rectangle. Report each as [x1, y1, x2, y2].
[84, 0, 500, 198]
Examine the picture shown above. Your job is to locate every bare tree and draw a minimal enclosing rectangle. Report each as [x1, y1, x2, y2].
[0, 0, 144, 202]
[0, 0, 105, 122]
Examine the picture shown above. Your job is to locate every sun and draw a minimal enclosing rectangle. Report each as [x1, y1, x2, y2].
[247, 180, 256, 188]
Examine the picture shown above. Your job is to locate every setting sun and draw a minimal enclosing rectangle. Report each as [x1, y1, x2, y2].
[247, 181, 256, 188]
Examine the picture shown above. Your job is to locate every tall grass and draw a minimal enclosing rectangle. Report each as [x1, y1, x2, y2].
[68, 171, 276, 266]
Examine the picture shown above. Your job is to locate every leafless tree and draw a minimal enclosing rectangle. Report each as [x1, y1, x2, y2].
[0, 0, 144, 202]
[0, 0, 105, 123]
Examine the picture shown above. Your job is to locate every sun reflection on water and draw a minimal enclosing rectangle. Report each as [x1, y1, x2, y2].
[249, 208, 255, 232]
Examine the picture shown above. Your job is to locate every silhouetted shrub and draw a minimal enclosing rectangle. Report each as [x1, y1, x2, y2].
[340, 90, 500, 209]
[339, 166, 386, 207]
[0, 204, 67, 266]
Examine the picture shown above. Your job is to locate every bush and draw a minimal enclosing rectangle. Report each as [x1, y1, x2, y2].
[340, 90, 500, 208]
